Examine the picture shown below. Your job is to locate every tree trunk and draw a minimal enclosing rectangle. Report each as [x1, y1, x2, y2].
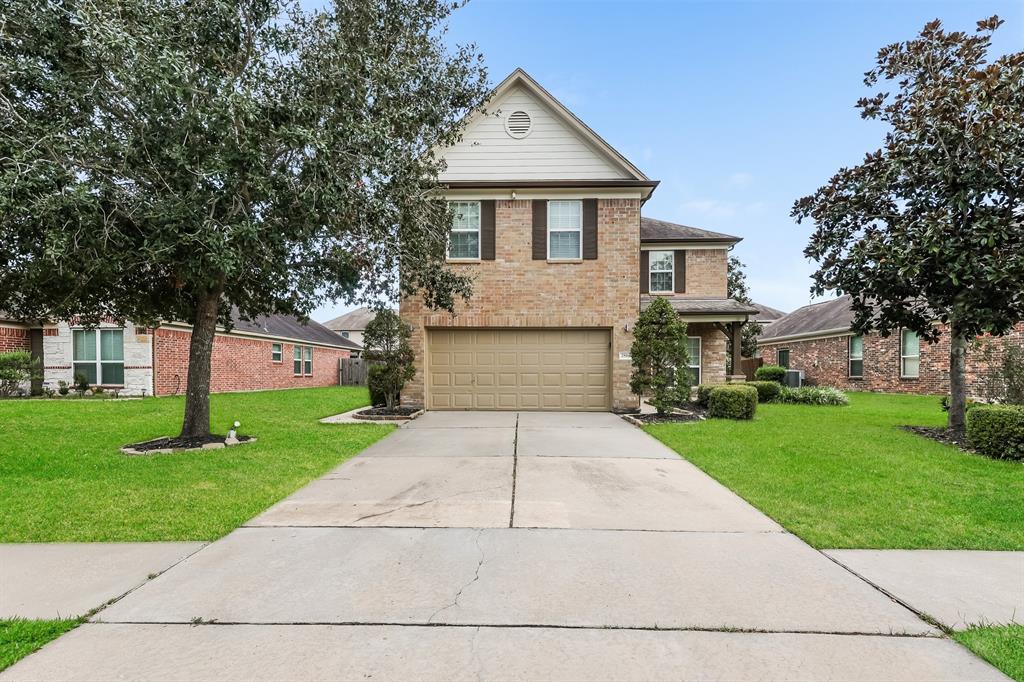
[948, 323, 969, 431]
[180, 286, 223, 438]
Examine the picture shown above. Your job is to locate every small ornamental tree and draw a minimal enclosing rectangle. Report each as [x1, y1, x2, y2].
[0, 0, 488, 437]
[727, 256, 762, 368]
[629, 297, 691, 414]
[793, 16, 1024, 430]
[0, 351, 41, 397]
[362, 309, 415, 411]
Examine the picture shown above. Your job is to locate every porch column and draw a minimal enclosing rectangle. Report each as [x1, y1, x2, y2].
[728, 321, 745, 383]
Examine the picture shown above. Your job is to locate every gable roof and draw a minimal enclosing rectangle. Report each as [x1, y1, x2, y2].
[751, 301, 787, 323]
[640, 217, 741, 244]
[321, 306, 379, 333]
[229, 310, 361, 350]
[758, 296, 854, 342]
[439, 69, 655, 191]
[641, 296, 760, 316]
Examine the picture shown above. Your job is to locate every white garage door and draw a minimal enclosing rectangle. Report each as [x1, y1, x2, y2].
[427, 328, 611, 411]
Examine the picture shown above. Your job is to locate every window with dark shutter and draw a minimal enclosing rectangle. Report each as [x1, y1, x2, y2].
[639, 251, 650, 294]
[582, 199, 598, 259]
[674, 250, 686, 293]
[481, 200, 496, 260]
[532, 200, 547, 260]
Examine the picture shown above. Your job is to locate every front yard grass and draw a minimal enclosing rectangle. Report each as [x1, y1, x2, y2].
[0, 619, 80, 672]
[954, 625, 1024, 681]
[645, 392, 1024, 550]
[0, 387, 391, 542]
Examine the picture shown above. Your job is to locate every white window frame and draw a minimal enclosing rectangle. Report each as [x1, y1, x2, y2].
[303, 346, 313, 376]
[900, 329, 920, 379]
[271, 342, 282, 363]
[447, 200, 481, 260]
[72, 328, 125, 386]
[648, 251, 675, 293]
[848, 335, 864, 378]
[293, 345, 303, 376]
[547, 199, 583, 260]
[687, 336, 702, 385]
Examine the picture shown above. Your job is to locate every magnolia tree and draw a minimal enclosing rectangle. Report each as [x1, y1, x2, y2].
[0, 0, 488, 437]
[793, 16, 1024, 429]
[362, 309, 415, 411]
[629, 297, 691, 415]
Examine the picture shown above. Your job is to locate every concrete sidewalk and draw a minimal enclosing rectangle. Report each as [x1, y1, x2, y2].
[3, 412, 1007, 681]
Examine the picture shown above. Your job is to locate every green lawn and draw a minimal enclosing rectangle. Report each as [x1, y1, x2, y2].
[0, 387, 391, 542]
[954, 625, 1024, 681]
[645, 392, 1024, 549]
[0, 619, 80, 672]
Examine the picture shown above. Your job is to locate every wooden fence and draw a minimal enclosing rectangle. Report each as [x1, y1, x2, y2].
[338, 357, 370, 386]
[740, 357, 763, 381]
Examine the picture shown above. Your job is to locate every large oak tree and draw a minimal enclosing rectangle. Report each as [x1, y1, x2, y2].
[793, 16, 1024, 429]
[0, 0, 488, 436]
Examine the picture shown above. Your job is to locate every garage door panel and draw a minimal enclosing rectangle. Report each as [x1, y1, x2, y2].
[427, 328, 610, 411]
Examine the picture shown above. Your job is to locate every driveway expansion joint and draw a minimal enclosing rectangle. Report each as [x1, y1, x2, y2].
[509, 413, 519, 528]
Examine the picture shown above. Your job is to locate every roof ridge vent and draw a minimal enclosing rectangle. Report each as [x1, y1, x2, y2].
[505, 110, 532, 139]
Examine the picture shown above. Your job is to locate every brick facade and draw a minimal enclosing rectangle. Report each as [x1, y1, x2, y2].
[676, 249, 728, 298]
[153, 327, 349, 396]
[0, 324, 30, 353]
[759, 322, 1024, 397]
[401, 198, 642, 412]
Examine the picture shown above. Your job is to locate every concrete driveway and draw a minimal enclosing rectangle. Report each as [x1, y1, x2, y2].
[4, 412, 1006, 681]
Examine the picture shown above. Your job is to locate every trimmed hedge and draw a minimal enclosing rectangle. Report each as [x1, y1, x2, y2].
[776, 386, 849, 406]
[748, 380, 782, 403]
[754, 364, 787, 384]
[967, 404, 1024, 461]
[707, 384, 758, 420]
[695, 384, 715, 408]
[367, 364, 387, 407]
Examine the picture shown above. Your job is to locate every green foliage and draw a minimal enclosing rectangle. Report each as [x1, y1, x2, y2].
[973, 338, 1024, 405]
[726, 257, 762, 364]
[776, 386, 849, 406]
[367, 364, 388, 407]
[793, 16, 1024, 429]
[695, 384, 715, 408]
[57, 381, 69, 396]
[754, 364, 787, 384]
[967, 404, 1024, 461]
[953, 625, 1024, 681]
[0, 351, 40, 397]
[629, 297, 691, 414]
[362, 310, 415, 410]
[707, 385, 758, 420]
[644, 392, 1024, 550]
[0, 618, 81, 672]
[748, 380, 782, 403]
[73, 373, 90, 395]
[940, 395, 979, 412]
[0, 0, 489, 431]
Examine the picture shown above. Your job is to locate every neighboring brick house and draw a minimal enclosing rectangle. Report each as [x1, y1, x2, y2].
[320, 306, 397, 355]
[400, 69, 757, 413]
[758, 295, 1024, 396]
[0, 310, 359, 397]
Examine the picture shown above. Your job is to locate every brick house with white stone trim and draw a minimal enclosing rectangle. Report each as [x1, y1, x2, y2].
[0, 310, 359, 397]
[400, 69, 757, 413]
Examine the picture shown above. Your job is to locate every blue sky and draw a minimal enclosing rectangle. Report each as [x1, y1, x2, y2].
[312, 0, 1023, 322]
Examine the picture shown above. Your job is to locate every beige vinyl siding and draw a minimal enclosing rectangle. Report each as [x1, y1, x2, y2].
[439, 86, 629, 181]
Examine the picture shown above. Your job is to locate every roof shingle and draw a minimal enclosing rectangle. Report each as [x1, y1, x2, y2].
[640, 217, 741, 243]
[758, 296, 854, 341]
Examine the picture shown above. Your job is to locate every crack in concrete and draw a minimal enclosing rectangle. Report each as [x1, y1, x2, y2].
[350, 486, 507, 524]
[509, 413, 519, 528]
[427, 529, 487, 623]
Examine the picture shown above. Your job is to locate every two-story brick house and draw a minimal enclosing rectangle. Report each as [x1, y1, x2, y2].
[400, 70, 756, 412]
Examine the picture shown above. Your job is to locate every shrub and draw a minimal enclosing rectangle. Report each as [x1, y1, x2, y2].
[776, 386, 849, 406]
[748, 380, 782, 403]
[73, 372, 90, 395]
[940, 395, 979, 412]
[57, 380, 70, 396]
[629, 297, 692, 414]
[754, 364, 787, 384]
[707, 384, 758, 420]
[367, 364, 388, 407]
[695, 384, 715, 408]
[966, 404, 1024, 461]
[361, 310, 415, 410]
[0, 350, 41, 397]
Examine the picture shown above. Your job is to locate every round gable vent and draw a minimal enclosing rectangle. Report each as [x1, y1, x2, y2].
[505, 110, 532, 138]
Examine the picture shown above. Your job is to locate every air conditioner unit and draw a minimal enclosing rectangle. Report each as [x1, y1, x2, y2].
[784, 370, 803, 388]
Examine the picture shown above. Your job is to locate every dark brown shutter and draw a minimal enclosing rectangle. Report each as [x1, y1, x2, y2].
[582, 199, 598, 260]
[640, 250, 650, 294]
[532, 200, 547, 260]
[481, 200, 496, 260]
[674, 250, 686, 293]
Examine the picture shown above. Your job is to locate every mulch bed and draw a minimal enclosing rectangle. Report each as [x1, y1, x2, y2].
[122, 434, 254, 455]
[628, 405, 708, 425]
[353, 406, 423, 421]
[901, 425, 977, 455]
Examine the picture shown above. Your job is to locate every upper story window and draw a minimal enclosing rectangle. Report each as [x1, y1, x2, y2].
[848, 335, 864, 378]
[649, 251, 674, 293]
[73, 328, 124, 385]
[900, 329, 920, 378]
[547, 200, 582, 260]
[341, 331, 350, 339]
[448, 201, 481, 260]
